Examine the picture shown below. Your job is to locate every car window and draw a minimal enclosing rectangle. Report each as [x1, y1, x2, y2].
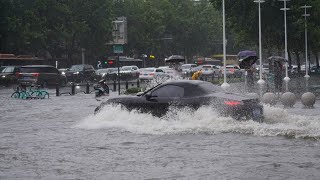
[155, 69, 163, 72]
[70, 65, 84, 71]
[47, 67, 59, 73]
[202, 65, 212, 68]
[88, 65, 94, 70]
[3, 67, 14, 73]
[151, 85, 184, 97]
[0, 67, 6, 73]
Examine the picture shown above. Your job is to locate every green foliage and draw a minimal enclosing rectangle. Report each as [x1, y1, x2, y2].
[124, 87, 143, 95]
[1, 0, 319, 67]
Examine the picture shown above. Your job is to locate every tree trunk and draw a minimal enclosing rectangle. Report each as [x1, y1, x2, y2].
[294, 51, 301, 73]
[288, 49, 292, 68]
[313, 51, 319, 68]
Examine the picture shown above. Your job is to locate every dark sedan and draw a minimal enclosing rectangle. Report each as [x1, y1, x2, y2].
[95, 80, 264, 122]
[0, 66, 20, 86]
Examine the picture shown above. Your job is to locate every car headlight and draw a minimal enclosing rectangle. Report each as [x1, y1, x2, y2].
[61, 72, 65, 75]
[73, 72, 79, 75]
[1, 75, 5, 78]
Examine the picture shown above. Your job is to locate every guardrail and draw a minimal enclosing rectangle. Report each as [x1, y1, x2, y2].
[55, 79, 141, 96]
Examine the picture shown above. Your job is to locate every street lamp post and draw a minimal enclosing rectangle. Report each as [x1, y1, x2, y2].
[254, 0, 265, 86]
[279, 0, 290, 91]
[301, 5, 312, 92]
[301, 5, 312, 79]
[221, 0, 230, 90]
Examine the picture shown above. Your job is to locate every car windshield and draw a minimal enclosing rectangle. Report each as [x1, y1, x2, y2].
[0, 67, 6, 72]
[20, 67, 46, 73]
[70, 65, 84, 71]
[121, 67, 132, 71]
[142, 68, 155, 72]
[181, 65, 192, 69]
[202, 65, 213, 68]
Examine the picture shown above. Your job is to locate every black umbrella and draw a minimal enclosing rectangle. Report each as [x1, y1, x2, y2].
[165, 55, 185, 63]
[268, 56, 287, 62]
[238, 55, 258, 69]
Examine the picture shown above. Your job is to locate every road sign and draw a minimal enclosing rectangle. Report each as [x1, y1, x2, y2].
[113, 44, 123, 54]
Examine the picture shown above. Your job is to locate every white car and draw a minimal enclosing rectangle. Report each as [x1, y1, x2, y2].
[139, 68, 169, 80]
[120, 66, 139, 77]
[161, 68, 179, 77]
[201, 65, 220, 76]
[181, 64, 197, 74]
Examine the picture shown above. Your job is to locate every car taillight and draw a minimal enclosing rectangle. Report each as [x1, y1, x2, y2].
[224, 101, 241, 106]
[15, 72, 20, 77]
[32, 73, 40, 77]
[229, 69, 235, 72]
[149, 73, 155, 76]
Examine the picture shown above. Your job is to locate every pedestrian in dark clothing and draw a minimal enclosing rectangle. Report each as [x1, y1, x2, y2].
[274, 61, 283, 93]
[246, 64, 256, 91]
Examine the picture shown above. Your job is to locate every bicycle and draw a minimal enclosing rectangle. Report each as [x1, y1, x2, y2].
[11, 84, 49, 99]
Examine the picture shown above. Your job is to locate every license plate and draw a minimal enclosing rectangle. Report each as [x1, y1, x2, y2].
[23, 77, 31, 80]
[252, 108, 262, 118]
[144, 74, 148, 75]
[205, 69, 208, 71]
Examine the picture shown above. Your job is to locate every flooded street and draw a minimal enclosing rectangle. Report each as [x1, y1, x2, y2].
[1, 87, 320, 179]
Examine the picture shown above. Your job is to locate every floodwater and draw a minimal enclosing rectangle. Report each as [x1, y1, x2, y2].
[0, 86, 320, 179]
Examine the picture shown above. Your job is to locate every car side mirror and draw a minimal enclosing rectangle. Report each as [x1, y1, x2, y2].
[136, 92, 144, 96]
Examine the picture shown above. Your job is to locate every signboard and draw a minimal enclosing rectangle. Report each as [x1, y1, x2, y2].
[109, 17, 127, 45]
[113, 44, 123, 54]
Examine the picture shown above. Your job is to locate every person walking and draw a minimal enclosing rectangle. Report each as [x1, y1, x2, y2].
[246, 63, 256, 91]
[191, 69, 203, 80]
[274, 61, 283, 93]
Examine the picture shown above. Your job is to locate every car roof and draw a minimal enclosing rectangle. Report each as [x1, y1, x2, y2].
[21, 65, 55, 68]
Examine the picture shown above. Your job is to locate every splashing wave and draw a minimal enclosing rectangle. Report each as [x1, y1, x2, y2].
[74, 104, 320, 139]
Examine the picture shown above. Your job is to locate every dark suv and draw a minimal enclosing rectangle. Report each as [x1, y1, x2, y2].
[0, 66, 20, 86]
[65, 64, 96, 82]
[17, 65, 67, 87]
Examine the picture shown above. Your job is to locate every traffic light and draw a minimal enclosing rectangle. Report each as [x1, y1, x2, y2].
[108, 60, 114, 65]
[150, 55, 155, 59]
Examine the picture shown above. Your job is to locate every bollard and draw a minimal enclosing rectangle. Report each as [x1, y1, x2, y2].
[86, 82, 90, 94]
[125, 80, 128, 89]
[113, 80, 116, 91]
[71, 82, 75, 95]
[56, 83, 60, 96]
[280, 92, 296, 108]
[301, 92, 316, 108]
[137, 79, 140, 88]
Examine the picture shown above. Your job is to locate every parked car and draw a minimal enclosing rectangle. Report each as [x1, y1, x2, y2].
[58, 68, 69, 76]
[160, 67, 178, 78]
[65, 64, 95, 83]
[220, 65, 244, 78]
[95, 68, 118, 80]
[17, 65, 67, 87]
[180, 64, 197, 77]
[120, 66, 139, 77]
[200, 64, 220, 77]
[139, 68, 169, 80]
[310, 65, 320, 75]
[0, 66, 20, 86]
[95, 80, 263, 121]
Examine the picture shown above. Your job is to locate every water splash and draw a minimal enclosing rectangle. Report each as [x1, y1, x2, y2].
[75, 104, 320, 139]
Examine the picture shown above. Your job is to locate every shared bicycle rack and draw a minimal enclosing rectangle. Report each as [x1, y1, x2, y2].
[11, 85, 50, 99]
